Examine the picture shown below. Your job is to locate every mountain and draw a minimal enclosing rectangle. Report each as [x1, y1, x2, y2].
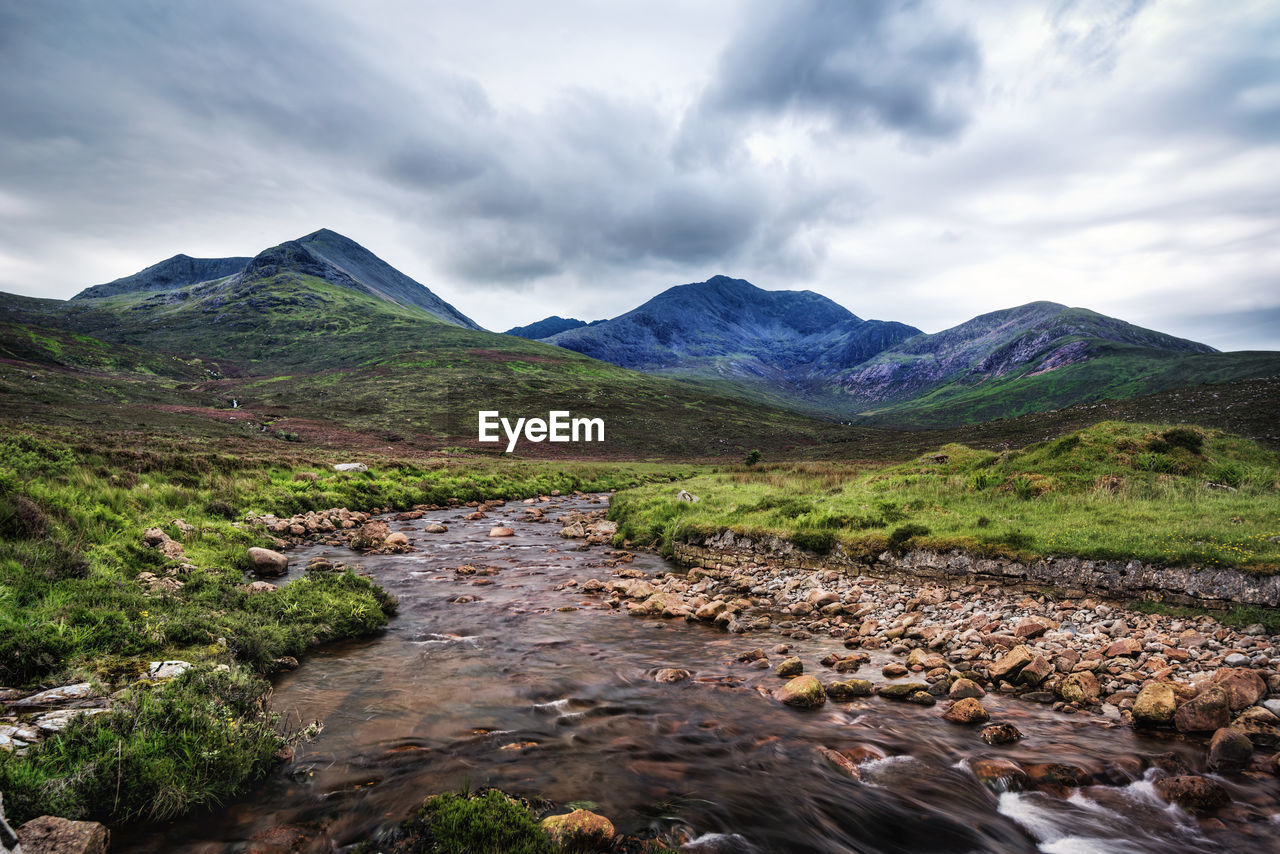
[545, 275, 920, 393]
[0, 233, 857, 458]
[505, 316, 590, 339]
[838, 301, 1214, 406]
[528, 281, 1279, 426]
[72, 228, 480, 330]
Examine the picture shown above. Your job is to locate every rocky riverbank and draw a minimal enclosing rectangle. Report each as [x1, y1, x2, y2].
[559, 510, 1280, 817]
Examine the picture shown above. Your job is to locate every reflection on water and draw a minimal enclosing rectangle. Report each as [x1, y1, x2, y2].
[117, 497, 1280, 853]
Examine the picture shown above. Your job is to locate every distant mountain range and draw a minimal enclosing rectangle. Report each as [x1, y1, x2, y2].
[1, 228, 1276, 445]
[512, 275, 1279, 423]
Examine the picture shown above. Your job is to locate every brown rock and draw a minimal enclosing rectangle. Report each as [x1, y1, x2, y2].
[1230, 706, 1280, 749]
[1154, 775, 1230, 813]
[541, 809, 615, 851]
[773, 675, 826, 708]
[775, 657, 803, 678]
[949, 677, 985, 700]
[1207, 727, 1254, 774]
[943, 697, 990, 724]
[1058, 671, 1100, 704]
[488, 526, 515, 537]
[1208, 667, 1266, 712]
[981, 723, 1023, 745]
[654, 668, 691, 683]
[1026, 763, 1091, 788]
[1015, 616, 1055, 639]
[969, 757, 1028, 790]
[882, 663, 909, 678]
[1132, 682, 1178, 726]
[1017, 655, 1053, 686]
[246, 546, 288, 576]
[1105, 637, 1142, 658]
[1174, 686, 1231, 733]
[825, 679, 873, 700]
[988, 645, 1034, 681]
[16, 816, 109, 854]
[384, 531, 409, 547]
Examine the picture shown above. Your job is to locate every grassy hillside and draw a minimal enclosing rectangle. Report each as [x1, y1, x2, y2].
[0, 276, 865, 459]
[611, 421, 1280, 572]
[854, 344, 1280, 427]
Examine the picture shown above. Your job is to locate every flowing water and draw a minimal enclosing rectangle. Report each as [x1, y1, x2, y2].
[118, 497, 1280, 853]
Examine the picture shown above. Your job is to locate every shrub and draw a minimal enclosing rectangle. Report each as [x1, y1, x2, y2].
[1132, 452, 1176, 473]
[791, 529, 835, 554]
[888, 523, 930, 554]
[1161, 427, 1204, 454]
[744, 449, 761, 467]
[0, 491, 50, 539]
[395, 790, 555, 854]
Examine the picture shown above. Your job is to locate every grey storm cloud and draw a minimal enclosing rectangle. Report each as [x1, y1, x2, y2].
[0, 0, 979, 289]
[680, 0, 982, 162]
[0, 0, 1277, 346]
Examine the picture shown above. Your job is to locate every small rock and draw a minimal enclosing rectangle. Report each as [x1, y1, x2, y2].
[147, 660, 192, 680]
[16, 815, 109, 854]
[488, 526, 515, 538]
[424, 523, 448, 533]
[654, 668, 692, 683]
[981, 723, 1023, 745]
[541, 809, 615, 851]
[949, 678, 985, 700]
[332, 463, 368, 472]
[247, 547, 288, 576]
[1206, 727, 1253, 774]
[943, 697, 990, 724]
[825, 679, 874, 700]
[1174, 686, 1231, 733]
[773, 675, 826, 708]
[1154, 775, 1230, 813]
[1132, 682, 1177, 727]
[775, 657, 804, 678]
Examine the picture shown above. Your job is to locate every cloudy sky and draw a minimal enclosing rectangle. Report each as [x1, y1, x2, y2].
[1, 0, 1277, 348]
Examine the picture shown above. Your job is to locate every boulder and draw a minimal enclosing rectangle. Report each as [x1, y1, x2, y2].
[424, 523, 448, 533]
[988, 645, 1035, 681]
[1174, 686, 1231, 733]
[773, 675, 826, 708]
[1206, 727, 1253, 774]
[16, 815, 108, 854]
[332, 463, 368, 472]
[1154, 775, 1230, 813]
[1208, 667, 1266, 712]
[1057, 671, 1100, 704]
[9, 683, 98, 708]
[1014, 617, 1055, 639]
[775, 657, 804, 678]
[676, 490, 699, 503]
[488, 526, 515, 538]
[1132, 682, 1177, 727]
[943, 698, 990, 725]
[384, 531, 409, 547]
[541, 809, 614, 851]
[246, 547, 288, 576]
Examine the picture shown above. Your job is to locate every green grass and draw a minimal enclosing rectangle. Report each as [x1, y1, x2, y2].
[609, 421, 1280, 571]
[0, 429, 688, 825]
[1130, 600, 1280, 635]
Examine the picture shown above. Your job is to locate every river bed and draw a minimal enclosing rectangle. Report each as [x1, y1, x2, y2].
[117, 496, 1280, 853]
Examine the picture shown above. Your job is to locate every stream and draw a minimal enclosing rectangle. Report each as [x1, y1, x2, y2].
[117, 496, 1280, 853]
